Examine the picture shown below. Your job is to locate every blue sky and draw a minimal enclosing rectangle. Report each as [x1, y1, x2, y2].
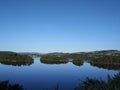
[0, 0, 120, 53]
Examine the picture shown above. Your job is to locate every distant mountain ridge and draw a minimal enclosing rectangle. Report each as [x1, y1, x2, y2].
[0, 50, 120, 56]
[0, 51, 16, 54]
[44, 50, 120, 56]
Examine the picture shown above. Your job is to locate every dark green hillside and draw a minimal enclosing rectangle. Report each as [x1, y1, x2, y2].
[89, 55, 120, 70]
[72, 58, 84, 66]
[90, 55, 120, 64]
[40, 50, 120, 67]
[0, 51, 15, 55]
[40, 54, 84, 66]
[40, 55, 68, 64]
[0, 51, 33, 66]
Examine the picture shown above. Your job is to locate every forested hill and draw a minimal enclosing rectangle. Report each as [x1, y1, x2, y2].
[0, 51, 33, 60]
[0, 51, 33, 66]
[0, 51, 16, 55]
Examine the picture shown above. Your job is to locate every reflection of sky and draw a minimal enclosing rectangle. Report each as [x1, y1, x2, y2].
[0, 58, 119, 90]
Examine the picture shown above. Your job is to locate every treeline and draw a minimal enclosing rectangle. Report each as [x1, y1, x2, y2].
[90, 55, 120, 64]
[0, 52, 33, 66]
[40, 54, 120, 68]
[40, 55, 68, 64]
[89, 55, 120, 70]
[40, 55, 84, 66]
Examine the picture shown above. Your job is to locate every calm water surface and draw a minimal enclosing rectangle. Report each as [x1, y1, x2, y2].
[0, 57, 119, 90]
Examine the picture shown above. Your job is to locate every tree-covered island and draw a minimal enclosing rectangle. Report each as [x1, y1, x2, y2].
[40, 50, 120, 68]
[0, 51, 33, 66]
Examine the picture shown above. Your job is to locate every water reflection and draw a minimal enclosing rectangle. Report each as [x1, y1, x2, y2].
[40, 60, 68, 64]
[91, 63, 120, 70]
[72, 61, 83, 66]
[72, 62, 83, 66]
[0, 58, 119, 90]
[40, 58, 120, 70]
[0, 60, 34, 66]
[40, 59, 84, 67]
[40, 58, 84, 67]
[0, 53, 34, 66]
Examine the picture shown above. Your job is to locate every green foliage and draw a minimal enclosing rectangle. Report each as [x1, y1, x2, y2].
[40, 55, 68, 64]
[90, 55, 120, 64]
[0, 53, 33, 66]
[90, 55, 120, 70]
[75, 72, 120, 90]
[62, 53, 88, 60]
[40, 55, 84, 66]
[0, 80, 24, 90]
[72, 58, 84, 66]
[41, 52, 120, 67]
[91, 63, 120, 70]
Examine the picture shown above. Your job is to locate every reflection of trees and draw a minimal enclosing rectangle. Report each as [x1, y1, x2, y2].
[40, 55, 85, 66]
[40, 60, 68, 64]
[72, 58, 84, 66]
[91, 63, 120, 70]
[89, 55, 120, 70]
[90, 55, 120, 65]
[0, 61, 33, 66]
[0, 80, 24, 90]
[75, 72, 120, 90]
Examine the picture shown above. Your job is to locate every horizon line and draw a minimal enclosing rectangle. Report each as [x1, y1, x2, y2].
[0, 49, 120, 54]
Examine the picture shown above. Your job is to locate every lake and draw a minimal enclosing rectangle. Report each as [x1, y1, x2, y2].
[0, 57, 119, 90]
